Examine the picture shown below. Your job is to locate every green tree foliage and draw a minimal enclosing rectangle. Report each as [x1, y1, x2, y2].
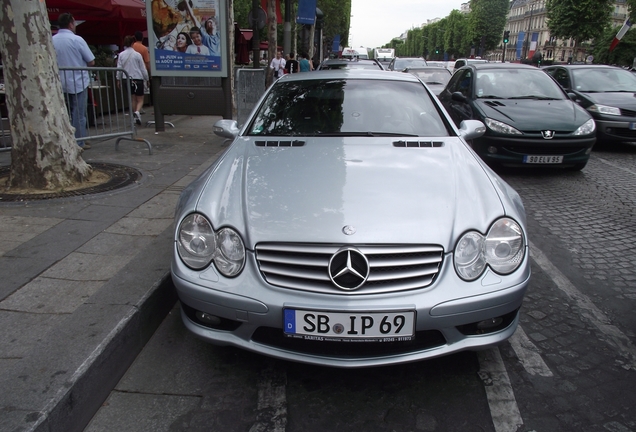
[629, 0, 636, 22]
[546, 0, 613, 44]
[233, 0, 351, 50]
[468, 0, 509, 51]
[318, 0, 351, 47]
[384, 0, 507, 59]
[444, 10, 471, 58]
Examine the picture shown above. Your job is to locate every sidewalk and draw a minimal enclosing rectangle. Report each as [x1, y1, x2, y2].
[0, 113, 228, 432]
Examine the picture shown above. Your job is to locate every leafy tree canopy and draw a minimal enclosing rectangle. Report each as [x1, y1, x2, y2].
[468, 0, 510, 51]
[546, 0, 613, 43]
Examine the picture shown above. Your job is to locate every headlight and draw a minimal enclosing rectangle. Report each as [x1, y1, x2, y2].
[484, 118, 522, 135]
[572, 118, 596, 136]
[587, 104, 621, 116]
[177, 214, 216, 269]
[454, 218, 525, 281]
[176, 213, 245, 276]
[214, 227, 246, 277]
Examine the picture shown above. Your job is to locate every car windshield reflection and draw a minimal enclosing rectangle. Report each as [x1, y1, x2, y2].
[248, 79, 450, 137]
[571, 68, 636, 93]
[476, 69, 567, 100]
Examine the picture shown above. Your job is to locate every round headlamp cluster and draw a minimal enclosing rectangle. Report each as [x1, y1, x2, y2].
[454, 218, 525, 281]
[177, 213, 245, 277]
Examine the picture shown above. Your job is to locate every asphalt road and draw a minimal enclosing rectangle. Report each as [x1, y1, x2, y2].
[85, 142, 636, 432]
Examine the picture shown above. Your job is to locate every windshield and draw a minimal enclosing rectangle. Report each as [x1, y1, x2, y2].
[248, 79, 450, 137]
[475, 69, 567, 100]
[572, 68, 636, 92]
[395, 59, 427, 69]
[411, 70, 451, 85]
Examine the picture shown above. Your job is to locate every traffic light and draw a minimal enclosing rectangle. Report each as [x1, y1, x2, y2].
[503, 31, 510, 44]
[435, 47, 439, 54]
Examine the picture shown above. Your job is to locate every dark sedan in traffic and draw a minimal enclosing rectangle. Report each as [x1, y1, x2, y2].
[542, 64, 636, 144]
[437, 63, 596, 170]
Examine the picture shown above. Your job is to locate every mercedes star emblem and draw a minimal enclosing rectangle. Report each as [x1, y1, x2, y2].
[328, 248, 370, 290]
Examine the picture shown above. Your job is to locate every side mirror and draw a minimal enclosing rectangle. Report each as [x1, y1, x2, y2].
[213, 119, 240, 139]
[458, 120, 486, 141]
[451, 91, 468, 103]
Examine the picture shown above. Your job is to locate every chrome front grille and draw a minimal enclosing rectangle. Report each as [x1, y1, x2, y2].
[255, 243, 444, 295]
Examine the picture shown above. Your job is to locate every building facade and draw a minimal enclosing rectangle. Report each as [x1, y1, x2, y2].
[489, 0, 628, 63]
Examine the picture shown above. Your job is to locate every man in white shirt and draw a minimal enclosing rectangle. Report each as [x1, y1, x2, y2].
[117, 35, 150, 125]
[270, 51, 286, 80]
[52, 13, 95, 149]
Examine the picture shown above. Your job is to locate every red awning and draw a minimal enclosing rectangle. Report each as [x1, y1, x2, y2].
[47, 0, 147, 47]
[238, 29, 280, 50]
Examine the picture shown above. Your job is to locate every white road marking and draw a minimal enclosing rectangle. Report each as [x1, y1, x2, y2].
[249, 363, 287, 432]
[530, 242, 636, 370]
[478, 347, 524, 432]
[509, 325, 553, 377]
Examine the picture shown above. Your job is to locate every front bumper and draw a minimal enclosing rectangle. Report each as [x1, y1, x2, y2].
[595, 119, 636, 143]
[472, 135, 596, 166]
[171, 248, 531, 368]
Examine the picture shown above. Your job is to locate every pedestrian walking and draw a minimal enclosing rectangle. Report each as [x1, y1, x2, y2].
[286, 52, 299, 74]
[299, 52, 313, 72]
[132, 31, 151, 107]
[52, 12, 95, 149]
[270, 51, 286, 80]
[116, 35, 149, 126]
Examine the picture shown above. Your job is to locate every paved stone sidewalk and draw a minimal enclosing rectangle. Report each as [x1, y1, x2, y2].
[0, 114, 226, 432]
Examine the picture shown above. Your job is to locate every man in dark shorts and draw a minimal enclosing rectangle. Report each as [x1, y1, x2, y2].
[117, 35, 149, 125]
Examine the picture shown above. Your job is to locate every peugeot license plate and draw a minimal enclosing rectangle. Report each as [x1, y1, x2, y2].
[523, 155, 563, 164]
[283, 309, 415, 342]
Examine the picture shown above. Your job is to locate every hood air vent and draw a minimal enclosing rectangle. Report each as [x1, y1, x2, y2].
[255, 140, 305, 147]
[393, 140, 444, 148]
[484, 101, 506, 107]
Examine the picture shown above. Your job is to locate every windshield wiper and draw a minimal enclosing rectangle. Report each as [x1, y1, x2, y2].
[479, 95, 504, 99]
[425, 81, 444, 85]
[316, 132, 419, 137]
[507, 95, 560, 100]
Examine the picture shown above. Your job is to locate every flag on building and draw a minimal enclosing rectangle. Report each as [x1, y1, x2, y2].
[609, 18, 631, 52]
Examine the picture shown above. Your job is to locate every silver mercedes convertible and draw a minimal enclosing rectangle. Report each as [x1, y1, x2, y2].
[171, 69, 530, 368]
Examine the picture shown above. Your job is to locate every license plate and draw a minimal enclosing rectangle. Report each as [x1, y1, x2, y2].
[284, 309, 415, 342]
[523, 155, 563, 164]
[629, 122, 636, 130]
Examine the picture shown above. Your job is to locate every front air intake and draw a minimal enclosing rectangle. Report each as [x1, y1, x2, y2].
[255, 140, 305, 147]
[393, 141, 444, 148]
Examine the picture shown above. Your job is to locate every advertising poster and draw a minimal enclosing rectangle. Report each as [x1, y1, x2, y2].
[147, 0, 227, 77]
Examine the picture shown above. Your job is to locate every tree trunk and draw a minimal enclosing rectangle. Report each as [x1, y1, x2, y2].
[0, 0, 92, 191]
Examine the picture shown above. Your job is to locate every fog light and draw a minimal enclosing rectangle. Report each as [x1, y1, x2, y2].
[487, 146, 498, 154]
[477, 317, 504, 330]
[196, 311, 222, 326]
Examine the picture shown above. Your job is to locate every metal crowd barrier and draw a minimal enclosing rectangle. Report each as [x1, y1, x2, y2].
[235, 67, 267, 127]
[60, 66, 152, 154]
[0, 66, 152, 154]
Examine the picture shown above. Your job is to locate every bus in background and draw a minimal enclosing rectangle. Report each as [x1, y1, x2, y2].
[373, 48, 395, 62]
[341, 47, 369, 60]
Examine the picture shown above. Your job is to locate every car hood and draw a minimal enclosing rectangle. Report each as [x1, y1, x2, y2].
[474, 99, 589, 130]
[189, 137, 511, 251]
[577, 91, 636, 109]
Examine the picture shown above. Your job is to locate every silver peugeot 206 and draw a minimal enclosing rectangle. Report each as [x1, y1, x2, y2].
[171, 69, 531, 368]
